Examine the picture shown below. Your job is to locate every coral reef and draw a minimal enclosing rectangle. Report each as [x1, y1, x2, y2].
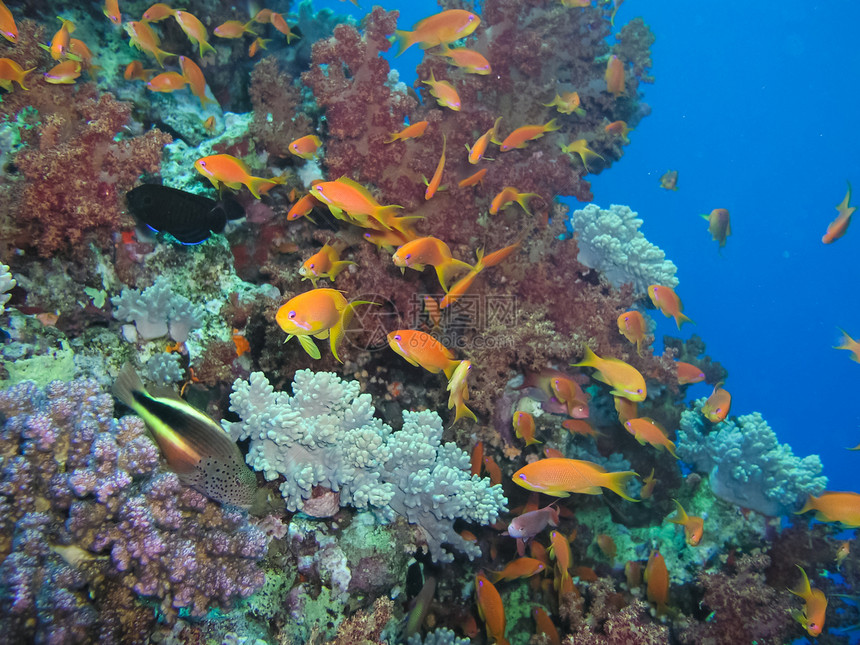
[225, 369, 507, 561]
[0, 262, 15, 315]
[111, 276, 204, 343]
[676, 400, 827, 515]
[0, 378, 268, 643]
[571, 203, 678, 294]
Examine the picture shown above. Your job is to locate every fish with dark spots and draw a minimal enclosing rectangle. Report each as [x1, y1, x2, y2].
[126, 184, 244, 245]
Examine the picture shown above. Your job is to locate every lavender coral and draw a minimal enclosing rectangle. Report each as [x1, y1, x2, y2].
[676, 399, 827, 515]
[224, 370, 507, 562]
[111, 276, 204, 342]
[0, 378, 267, 643]
[571, 203, 678, 294]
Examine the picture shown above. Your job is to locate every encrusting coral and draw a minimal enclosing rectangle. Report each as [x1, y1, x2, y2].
[0, 378, 268, 643]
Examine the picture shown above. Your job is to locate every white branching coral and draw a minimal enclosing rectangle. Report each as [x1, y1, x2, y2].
[224, 370, 508, 562]
[571, 203, 678, 295]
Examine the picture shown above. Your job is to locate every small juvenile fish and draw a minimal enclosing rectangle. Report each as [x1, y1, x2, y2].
[701, 381, 731, 423]
[113, 363, 257, 508]
[660, 169, 678, 190]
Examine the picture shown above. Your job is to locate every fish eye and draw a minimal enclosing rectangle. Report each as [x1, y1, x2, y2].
[288, 311, 296, 319]
[405, 253, 411, 260]
[394, 334, 401, 341]
[309, 263, 315, 269]
[199, 160, 206, 167]
[518, 474, 526, 480]
[637, 389, 643, 394]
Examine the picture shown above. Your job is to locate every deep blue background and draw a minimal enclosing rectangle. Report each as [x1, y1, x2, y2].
[313, 0, 860, 494]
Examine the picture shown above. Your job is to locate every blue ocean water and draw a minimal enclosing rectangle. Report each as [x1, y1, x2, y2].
[322, 0, 860, 493]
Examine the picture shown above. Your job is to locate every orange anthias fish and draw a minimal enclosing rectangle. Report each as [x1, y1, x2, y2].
[146, 71, 187, 92]
[470, 441, 484, 476]
[0, 58, 34, 91]
[393, 9, 481, 55]
[617, 310, 647, 356]
[532, 607, 561, 645]
[125, 20, 175, 67]
[42, 17, 75, 60]
[424, 135, 447, 200]
[605, 120, 632, 142]
[549, 376, 589, 418]
[613, 395, 637, 424]
[640, 468, 657, 499]
[645, 550, 669, 612]
[299, 243, 355, 287]
[142, 3, 175, 22]
[214, 20, 257, 39]
[194, 154, 285, 199]
[474, 572, 510, 645]
[835, 329, 860, 362]
[496, 120, 560, 152]
[422, 70, 461, 111]
[385, 120, 428, 143]
[289, 134, 322, 160]
[483, 454, 502, 485]
[45, 60, 82, 84]
[124, 60, 153, 81]
[790, 565, 827, 637]
[561, 139, 605, 173]
[275, 288, 375, 362]
[248, 37, 270, 57]
[392, 236, 473, 292]
[796, 491, 860, 527]
[439, 242, 520, 309]
[467, 117, 502, 164]
[387, 329, 460, 378]
[271, 13, 298, 43]
[562, 419, 600, 438]
[287, 193, 321, 221]
[668, 500, 704, 546]
[232, 329, 250, 357]
[103, 0, 121, 26]
[604, 54, 625, 97]
[490, 187, 540, 216]
[0, 0, 17, 43]
[647, 284, 693, 329]
[436, 46, 491, 74]
[447, 359, 477, 423]
[513, 458, 638, 501]
[459, 168, 488, 188]
[597, 534, 617, 560]
[660, 169, 678, 190]
[310, 177, 403, 229]
[571, 346, 646, 402]
[179, 56, 217, 108]
[701, 382, 731, 423]
[702, 208, 731, 248]
[488, 557, 545, 583]
[676, 361, 705, 385]
[822, 182, 855, 244]
[623, 417, 678, 458]
[542, 91, 585, 116]
[513, 411, 540, 446]
[548, 530, 572, 584]
[836, 541, 851, 568]
[173, 11, 216, 57]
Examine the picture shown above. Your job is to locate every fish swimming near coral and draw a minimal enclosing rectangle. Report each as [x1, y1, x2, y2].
[789, 565, 827, 637]
[126, 184, 244, 245]
[513, 457, 638, 501]
[113, 363, 257, 508]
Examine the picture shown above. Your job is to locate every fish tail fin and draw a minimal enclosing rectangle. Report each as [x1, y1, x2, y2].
[602, 470, 639, 502]
[479, 241, 521, 270]
[571, 345, 599, 368]
[443, 359, 462, 382]
[199, 39, 217, 57]
[373, 204, 404, 229]
[666, 440, 679, 459]
[674, 312, 694, 328]
[154, 47, 175, 68]
[332, 300, 378, 362]
[328, 260, 356, 280]
[452, 397, 478, 424]
[790, 565, 812, 599]
[544, 118, 561, 132]
[668, 499, 688, 525]
[516, 193, 540, 216]
[391, 30, 415, 56]
[794, 495, 816, 515]
[439, 270, 479, 309]
[436, 258, 474, 292]
[113, 362, 146, 410]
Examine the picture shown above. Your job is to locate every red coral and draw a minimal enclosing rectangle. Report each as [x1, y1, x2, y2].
[5, 88, 170, 258]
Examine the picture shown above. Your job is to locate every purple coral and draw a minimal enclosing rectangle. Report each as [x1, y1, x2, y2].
[0, 378, 268, 643]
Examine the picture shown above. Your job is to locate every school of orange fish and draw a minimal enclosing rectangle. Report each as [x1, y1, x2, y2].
[2, 0, 859, 640]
